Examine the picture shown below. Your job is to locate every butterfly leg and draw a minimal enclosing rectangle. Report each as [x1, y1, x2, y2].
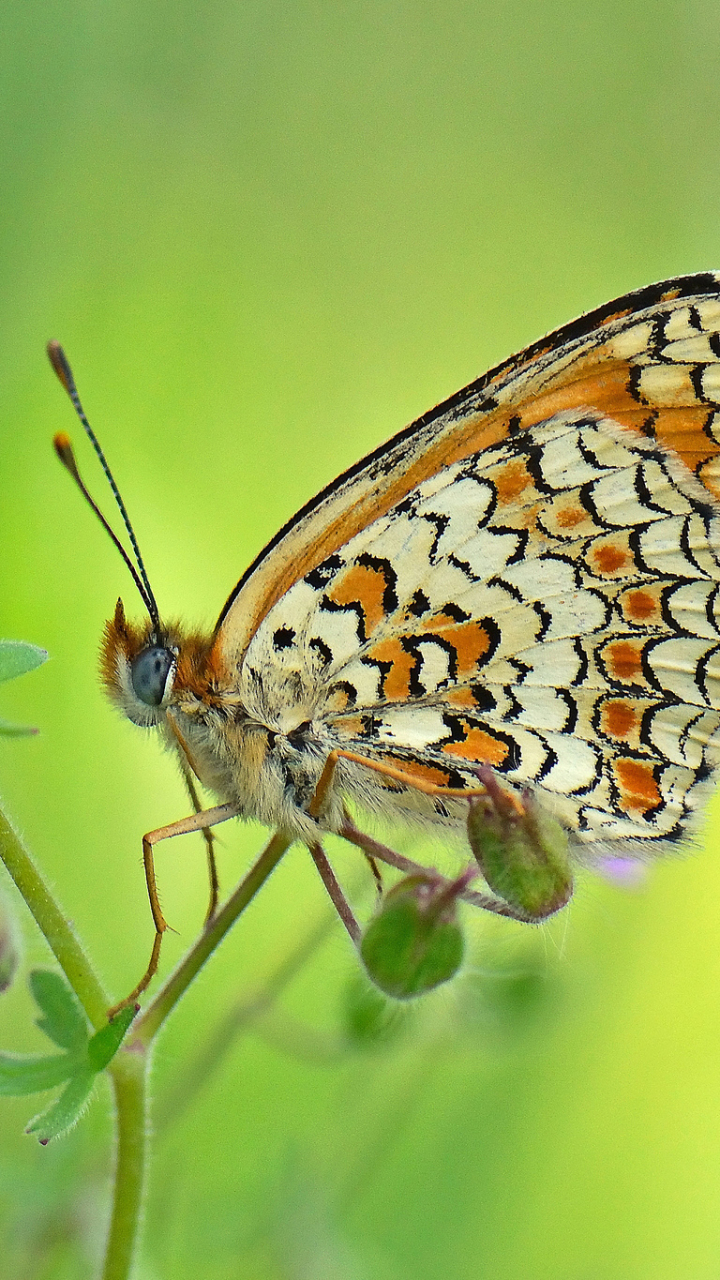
[108, 801, 239, 1018]
[167, 709, 221, 923]
[307, 842, 361, 943]
[309, 748, 495, 820]
[181, 770, 220, 924]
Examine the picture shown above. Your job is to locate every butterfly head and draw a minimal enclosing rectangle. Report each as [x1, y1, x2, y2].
[101, 599, 179, 727]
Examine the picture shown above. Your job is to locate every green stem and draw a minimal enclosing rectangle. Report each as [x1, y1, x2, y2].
[0, 803, 108, 1027]
[102, 1047, 148, 1280]
[134, 830, 293, 1046]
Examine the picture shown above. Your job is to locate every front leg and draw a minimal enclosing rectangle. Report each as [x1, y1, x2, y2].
[108, 802, 239, 1018]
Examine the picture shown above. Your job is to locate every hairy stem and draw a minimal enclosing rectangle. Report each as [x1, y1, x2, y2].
[0, 803, 108, 1027]
[103, 1047, 148, 1280]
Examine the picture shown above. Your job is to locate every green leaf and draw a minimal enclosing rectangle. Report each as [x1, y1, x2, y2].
[0, 641, 48, 684]
[0, 1052, 78, 1096]
[30, 970, 88, 1051]
[87, 1004, 136, 1071]
[361, 876, 465, 1000]
[26, 1070, 95, 1143]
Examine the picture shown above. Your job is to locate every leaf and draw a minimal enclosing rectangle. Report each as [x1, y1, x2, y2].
[87, 1004, 136, 1071]
[30, 970, 88, 1051]
[0, 641, 48, 684]
[0, 1052, 78, 1096]
[26, 1070, 95, 1143]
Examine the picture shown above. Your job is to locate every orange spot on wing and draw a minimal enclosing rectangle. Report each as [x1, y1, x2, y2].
[556, 505, 587, 529]
[601, 700, 639, 740]
[591, 541, 630, 575]
[442, 723, 509, 766]
[613, 757, 662, 815]
[602, 639, 646, 682]
[365, 637, 414, 700]
[420, 618, 494, 675]
[493, 457, 534, 504]
[652, 407, 720, 475]
[445, 686, 483, 708]
[620, 587, 663, 625]
[326, 562, 391, 636]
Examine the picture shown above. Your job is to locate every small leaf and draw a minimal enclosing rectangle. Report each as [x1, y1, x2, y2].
[361, 875, 465, 1000]
[87, 1005, 136, 1071]
[0, 1052, 78, 1096]
[26, 1070, 95, 1143]
[0, 641, 48, 684]
[30, 970, 88, 1051]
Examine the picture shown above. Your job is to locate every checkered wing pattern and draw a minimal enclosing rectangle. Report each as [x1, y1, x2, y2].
[218, 275, 720, 854]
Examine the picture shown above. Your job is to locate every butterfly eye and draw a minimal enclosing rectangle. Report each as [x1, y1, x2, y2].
[130, 646, 174, 707]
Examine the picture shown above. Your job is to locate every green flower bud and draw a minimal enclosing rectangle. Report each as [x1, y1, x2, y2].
[360, 874, 466, 1000]
[467, 768, 573, 920]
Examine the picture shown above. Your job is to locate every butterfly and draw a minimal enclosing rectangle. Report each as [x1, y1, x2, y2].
[50, 273, 720, 1006]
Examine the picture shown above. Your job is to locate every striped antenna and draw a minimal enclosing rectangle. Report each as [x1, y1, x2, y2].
[47, 341, 162, 632]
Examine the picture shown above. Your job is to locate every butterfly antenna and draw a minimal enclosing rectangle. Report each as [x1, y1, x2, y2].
[47, 341, 162, 632]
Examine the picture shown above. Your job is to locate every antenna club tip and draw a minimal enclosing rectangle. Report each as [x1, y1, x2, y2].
[53, 432, 81, 481]
[53, 431, 73, 459]
[46, 340, 73, 393]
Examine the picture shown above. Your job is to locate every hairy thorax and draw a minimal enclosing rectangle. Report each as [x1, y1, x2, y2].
[100, 598, 345, 838]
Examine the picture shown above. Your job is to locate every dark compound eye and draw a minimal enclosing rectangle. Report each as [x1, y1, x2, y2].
[130, 646, 174, 707]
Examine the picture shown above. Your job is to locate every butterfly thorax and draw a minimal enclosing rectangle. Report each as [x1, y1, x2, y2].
[100, 597, 345, 836]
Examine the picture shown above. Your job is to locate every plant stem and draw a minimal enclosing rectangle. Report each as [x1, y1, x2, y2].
[103, 1046, 148, 1280]
[0, 803, 108, 1027]
[134, 830, 293, 1046]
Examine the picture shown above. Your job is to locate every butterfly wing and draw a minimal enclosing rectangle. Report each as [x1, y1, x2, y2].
[215, 274, 720, 853]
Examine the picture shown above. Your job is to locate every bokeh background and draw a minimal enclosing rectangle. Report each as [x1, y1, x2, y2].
[3, 2, 720, 1276]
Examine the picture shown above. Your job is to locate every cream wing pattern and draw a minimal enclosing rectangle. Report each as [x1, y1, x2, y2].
[214, 275, 720, 855]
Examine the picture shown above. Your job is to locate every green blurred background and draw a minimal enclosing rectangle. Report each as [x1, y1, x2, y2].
[3, 1, 720, 1276]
